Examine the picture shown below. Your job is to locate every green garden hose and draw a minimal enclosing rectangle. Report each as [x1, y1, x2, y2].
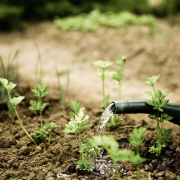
[111, 99, 180, 126]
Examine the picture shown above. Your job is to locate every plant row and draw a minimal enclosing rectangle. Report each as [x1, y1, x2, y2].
[0, 56, 174, 180]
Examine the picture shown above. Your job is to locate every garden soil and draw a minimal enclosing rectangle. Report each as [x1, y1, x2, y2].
[0, 19, 180, 180]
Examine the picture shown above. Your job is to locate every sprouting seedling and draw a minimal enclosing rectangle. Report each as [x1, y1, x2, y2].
[129, 127, 147, 180]
[33, 122, 57, 144]
[54, 60, 70, 111]
[29, 83, 51, 128]
[63, 100, 100, 170]
[93, 135, 146, 180]
[29, 83, 57, 144]
[0, 50, 19, 119]
[107, 56, 126, 131]
[92, 60, 116, 109]
[113, 55, 126, 101]
[0, 78, 37, 145]
[34, 41, 44, 85]
[143, 75, 173, 156]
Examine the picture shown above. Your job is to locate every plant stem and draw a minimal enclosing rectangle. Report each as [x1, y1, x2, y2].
[49, 131, 51, 144]
[152, 85, 162, 156]
[61, 69, 70, 112]
[75, 131, 83, 161]
[40, 111, 43, 128]
[136, 165, 141, 180]
[78, 129, 83, 161]
[114, 161, 121, 180]
[102, 69, 105, 100]
[15, 108, 37, 145]
[7, 91, 37, 146]
[118, 81, 122, 101]
[148, 172, 152, 180]
[118, 126, 134, 129]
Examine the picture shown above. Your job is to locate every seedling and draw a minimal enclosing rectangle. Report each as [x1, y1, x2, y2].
[29, 83, 57, 144]
[54, 60, 70, 111]
[0, 78, 37, 145]
[93, 60, 116, 109]
[143, 75, 173, 156]
[129, 127, 147, 180]
[29, 83, 51, 128]
[0, 50, 19, 119]
[34, 41, 44, 85]
[107, 56, 126, 131]
[93, 134, 146, 180]
[33, 122, 57, 144]
[64, 100, 101, 170]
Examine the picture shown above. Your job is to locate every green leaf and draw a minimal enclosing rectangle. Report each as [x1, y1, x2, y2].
[48, 122, 57, 129]
[93, 135, 119, 154]
[41, 103, 48, 111]
[112, 69, 125, 82]
[93, 135, 140, 163]
[5, 82, 16, 92]
[32, 90, 41, 98]
[161, 91, 170, 100]
[37, 83, 48, 92]
[93, 60, 113, 69]
[70, 100, 80, 115]
[161, 99, 169, 107]
[9, 96, 25, 106]
[129, 127, 147, 148]
[143, 75, 160, 86]
[41, 91, 51, 98]
[92, 69, 103, 79]
[114, 149, 133, 163]
[0, 78, 8, 86]
[63, 122, 78, 133]
[29, 100, 37, 110]
[155, 90, 162, 99]
[144, 90, 154, 97]
[161, 113, 173, 121]
[128, 153, 146, 165]
[76, 159, 94, 171]
[148, 114, 155, 119]
[107, 115, 122, 131]
[156, 128, 174, 146]
[149, 146, 159, 154]
[104, 70, 116, 79]
[146, 100, 154, 107]
[115, 56, 127, 67]
[31, 88, 38, 95]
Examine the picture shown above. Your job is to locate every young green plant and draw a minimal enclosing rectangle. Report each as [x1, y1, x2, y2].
[54, 60, 70, 111]
[92, 60, 116, 110]
[0, 50, 19, 119]
[129, 127, 147, 180]
[93, 132, 146, 180]
[0, 78, 37, 145]
[107, 56, 126, 131]
[29, 83, 57, 144]
[143, 75, 173, 156]
[63, 100, 101, 170]
[34, 41, 44, 85]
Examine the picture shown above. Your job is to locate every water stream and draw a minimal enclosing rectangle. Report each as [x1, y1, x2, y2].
[95, 103, 114, 136]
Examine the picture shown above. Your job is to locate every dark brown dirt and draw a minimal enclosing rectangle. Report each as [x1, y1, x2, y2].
[0, 18, 180, 180]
